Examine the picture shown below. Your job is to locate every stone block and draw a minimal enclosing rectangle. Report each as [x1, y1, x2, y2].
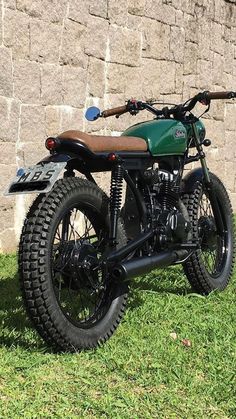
[41, 64, 63, 106]
[62, 66, 87, 107]
[4, 9, 30, 59]
[124, 67, 143, 99]
[140, 60, 161, 99]
[0, 163, 17, 195]
[45, 106, 61, 137]
[30, 19, 61, 63]
[0, 97, 20, 143]
[0, 206, 15, 234]
[60, 19, 87, 67]
[108, 0, 128, 26]
[145, 1, 175, 25]
[225, 103, 236, 131]
[175, 9, 184, 28]
[223, 72, 234, 91]
[184, 14, 199, 44]
[68, 0, 89, 25]
[0, 47, 13, 97]
[127, 14, 143, 31]
[182, 74, 198, 99]
[0, 142, 16, 165]
[183, 42, 198, 75]
[142, 19, 171, 61]
[84, 16, 109, 60]
[107, 63, 143, 97]
[109, 25, 141, 66]
[5, 0, 16, 9]
[197, 59, 213, 90]
[18, 140, 47, 166]
[207, 99, 225, 122]
[89, 0, 107, 19]
[0, 2, 2, 45]
[223, 42, 234, 74]
[207, 158, 225, 181]
[175, 63, 184, 94]
[88, 58, 105, 98]
[60, 106, 84, 132]
[170, 26, 185, 63]
[142, 59, 176, 97]
[212, 53, 224, 86]
[179, 0, 195, 15]
[224, 161, 236, 192]
[106, 63, 126, 94]
[203, 118, 225, 147]
[224, 2, 236, 28]
[128, 0, 146, 16]
[20, 105, 46, 144]
[211, 22, 224, 56]
[16, 0, 68, 23]
[13, 60, 41, 103]
[198, 19, 211, 61]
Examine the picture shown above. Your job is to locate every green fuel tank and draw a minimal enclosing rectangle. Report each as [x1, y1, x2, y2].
[123, 119, 188, 156]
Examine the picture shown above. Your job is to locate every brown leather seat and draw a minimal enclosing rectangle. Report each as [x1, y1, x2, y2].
[57, 130, 148, 152]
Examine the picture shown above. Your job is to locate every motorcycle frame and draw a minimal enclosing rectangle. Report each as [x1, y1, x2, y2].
[40, 114, 224, 269]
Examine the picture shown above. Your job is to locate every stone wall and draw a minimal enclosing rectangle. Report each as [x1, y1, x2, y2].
[0, 0, 236, 251]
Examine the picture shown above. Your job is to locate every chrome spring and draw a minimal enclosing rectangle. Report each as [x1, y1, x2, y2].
[109, 164, 123, 241]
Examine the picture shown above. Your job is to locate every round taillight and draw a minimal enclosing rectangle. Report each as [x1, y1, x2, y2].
[45, 137, 57, 150]
[108, 153, 117, 161]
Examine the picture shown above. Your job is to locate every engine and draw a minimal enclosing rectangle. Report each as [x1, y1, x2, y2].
[122, 167, 191, 249]
[144, 168, 191, 247]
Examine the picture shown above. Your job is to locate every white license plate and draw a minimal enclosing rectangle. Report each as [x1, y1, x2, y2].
[5, 162, 67, 195]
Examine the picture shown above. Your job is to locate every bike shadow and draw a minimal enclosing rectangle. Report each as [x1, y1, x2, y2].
[128, 266, 192, 309]
[0, 267, 191, 349]
[0, 273, 47, 351]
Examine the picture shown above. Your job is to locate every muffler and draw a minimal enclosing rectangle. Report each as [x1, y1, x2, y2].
[112, 250, 189, 281]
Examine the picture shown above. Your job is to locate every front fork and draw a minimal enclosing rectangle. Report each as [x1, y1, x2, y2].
[192, 123, 224, 235]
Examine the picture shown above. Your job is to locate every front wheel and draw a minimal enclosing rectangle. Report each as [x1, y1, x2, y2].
[19, 178, 128, 352]
[183, 173, 235, 295]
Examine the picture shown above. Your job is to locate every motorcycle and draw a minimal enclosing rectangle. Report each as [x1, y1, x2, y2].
[6, 90, 236, 352]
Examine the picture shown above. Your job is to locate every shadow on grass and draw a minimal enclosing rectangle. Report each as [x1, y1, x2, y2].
[0, 273, 46, 351]
[0, 265, 192, 349]
[128, 266, 192, 309]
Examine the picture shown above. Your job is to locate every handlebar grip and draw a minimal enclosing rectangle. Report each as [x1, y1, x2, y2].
[205, 91, 236, 100]
[101, 105, 128, 118]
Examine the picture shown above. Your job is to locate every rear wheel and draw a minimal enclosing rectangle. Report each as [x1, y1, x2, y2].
[183, 173, 235, 294]
[19, 178, 128, 352]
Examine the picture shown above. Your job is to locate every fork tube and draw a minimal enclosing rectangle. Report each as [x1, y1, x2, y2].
[191, 122, 211, 185]
[192, 122, 224, 234]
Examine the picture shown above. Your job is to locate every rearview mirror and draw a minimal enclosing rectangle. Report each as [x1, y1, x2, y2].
[85, 106, 101, 121]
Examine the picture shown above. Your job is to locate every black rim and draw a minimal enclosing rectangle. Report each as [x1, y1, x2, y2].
[50, 205, 111, 328]
[198, 192, 227, 277]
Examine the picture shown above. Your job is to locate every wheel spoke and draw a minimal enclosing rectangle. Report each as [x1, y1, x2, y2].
[51, 205, 108, 327]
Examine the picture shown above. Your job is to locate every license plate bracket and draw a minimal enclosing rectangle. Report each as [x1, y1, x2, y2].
[5, 162, 67, 195]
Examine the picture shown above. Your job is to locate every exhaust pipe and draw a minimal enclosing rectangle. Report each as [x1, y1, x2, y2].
[112, 250, 189, 281]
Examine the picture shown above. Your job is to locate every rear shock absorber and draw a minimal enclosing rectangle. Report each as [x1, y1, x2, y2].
[109, 163, 123, 245]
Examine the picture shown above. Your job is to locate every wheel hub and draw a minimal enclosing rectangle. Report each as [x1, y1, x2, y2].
[198, 216, 217, 250]
[55, 240, 99, 290]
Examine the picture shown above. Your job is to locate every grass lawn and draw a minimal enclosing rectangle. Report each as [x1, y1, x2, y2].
[0, 254, 235, 418]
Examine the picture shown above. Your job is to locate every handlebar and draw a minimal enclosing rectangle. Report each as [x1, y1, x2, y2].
[99, 90, 236, 120]
[101, 105, 128, 118]
[203, 91, 236, 100]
